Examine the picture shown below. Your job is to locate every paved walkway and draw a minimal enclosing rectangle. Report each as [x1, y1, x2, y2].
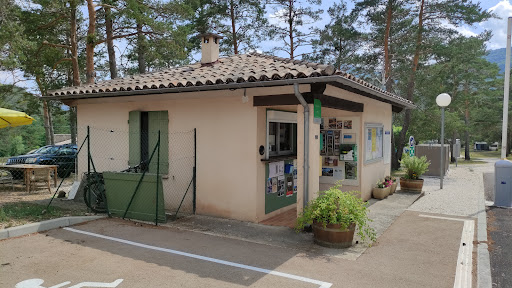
[1, 213, 465, 288]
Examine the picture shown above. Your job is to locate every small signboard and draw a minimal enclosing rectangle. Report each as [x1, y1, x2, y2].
[313, 99, 321, 124]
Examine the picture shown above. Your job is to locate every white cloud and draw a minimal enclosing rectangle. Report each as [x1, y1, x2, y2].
[480, 0, 512, 49]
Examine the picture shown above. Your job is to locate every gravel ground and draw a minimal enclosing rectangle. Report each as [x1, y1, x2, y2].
[407, 160, 497, 218]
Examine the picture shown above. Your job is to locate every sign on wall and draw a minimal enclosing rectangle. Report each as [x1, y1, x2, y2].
[365, 124, 384, 163]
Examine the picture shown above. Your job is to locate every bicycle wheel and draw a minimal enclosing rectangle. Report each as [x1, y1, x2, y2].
[83, 174, 108, 213]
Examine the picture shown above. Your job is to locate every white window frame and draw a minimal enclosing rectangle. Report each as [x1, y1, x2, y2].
[266, 110, 297, 159]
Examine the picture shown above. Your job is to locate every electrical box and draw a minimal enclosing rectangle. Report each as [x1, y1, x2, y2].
[494, 160, 512, 207]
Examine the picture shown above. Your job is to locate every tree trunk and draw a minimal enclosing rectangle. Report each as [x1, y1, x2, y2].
[86, 0, 96, 84]
[394, 0, 424, 169]
[288, 0, 294, 59]
[464, 100, 470, 160]
[384, 0, 393, 92]
[48, 105, 55, 145]
[137, 22, 146, 74]
[105, 6, 117, 79]
[230, 0, 238, 54]
[42, 100, 52, 145]
[70, 0, 80, 86]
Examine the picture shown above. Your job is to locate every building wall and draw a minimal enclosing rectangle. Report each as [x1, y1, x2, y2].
[73, 83, 393, 222]
[324, 85, 392, 200]
[76, 90, 261, 222]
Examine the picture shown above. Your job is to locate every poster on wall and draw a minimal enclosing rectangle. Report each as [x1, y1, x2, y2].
[322, 167, 334, 177]
[344, 120, 352, 129]
[329, 118, 337, 129]
[345, 162, 357, 180]
[269, 161, 285, 178]
[277, 175, 285, 196]
[271, 177, 278, 193]
[333, 167, 344, 179]
[266, 178, 272, 194]
[286, 176, 294, 197]
[365, 124, 384, 162]
[336, 119, 344, 129]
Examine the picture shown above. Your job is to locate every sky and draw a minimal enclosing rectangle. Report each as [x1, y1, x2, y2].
[1, 0, 512, 94]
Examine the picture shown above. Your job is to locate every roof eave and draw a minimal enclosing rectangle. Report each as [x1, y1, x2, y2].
[45, 76, 415, 111]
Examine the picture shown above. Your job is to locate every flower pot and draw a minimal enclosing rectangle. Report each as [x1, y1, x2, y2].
[390, 182, 397, 194]
[372, 186, 390, 199]
[399, 178, 424, 193]
[312, 221, 356, 248]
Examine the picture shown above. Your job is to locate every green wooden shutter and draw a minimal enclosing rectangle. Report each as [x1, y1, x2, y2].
[128, 111, 141, 167]
[148, 111, 169, 174]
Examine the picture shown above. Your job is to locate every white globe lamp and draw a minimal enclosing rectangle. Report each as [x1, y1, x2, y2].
[436, 93, 451, 107]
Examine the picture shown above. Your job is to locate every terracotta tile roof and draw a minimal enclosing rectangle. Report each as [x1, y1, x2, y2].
[48, 52, 413, 107]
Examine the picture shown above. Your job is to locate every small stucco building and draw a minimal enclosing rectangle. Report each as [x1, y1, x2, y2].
[48, 34, 415, 223]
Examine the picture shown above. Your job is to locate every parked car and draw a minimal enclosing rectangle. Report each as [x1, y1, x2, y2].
[7, 144, 77, 178]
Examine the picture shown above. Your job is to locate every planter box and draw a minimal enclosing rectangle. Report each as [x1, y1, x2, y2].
[390, 182, 398, 194]
[372, 186, 390, 199]
[399, 178, 424, 193]
[103, 172, 166, 223]
[312, 222, 356, 248]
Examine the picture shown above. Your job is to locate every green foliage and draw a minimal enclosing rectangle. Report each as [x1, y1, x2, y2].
[296, 183, 376, 245]
[399, 155, 430, 180]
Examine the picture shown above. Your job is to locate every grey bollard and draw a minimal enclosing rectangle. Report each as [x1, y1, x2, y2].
[494, 160, 512, 207]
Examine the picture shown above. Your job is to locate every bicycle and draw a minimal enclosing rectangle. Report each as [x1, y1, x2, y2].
[83, 161, 147, 213]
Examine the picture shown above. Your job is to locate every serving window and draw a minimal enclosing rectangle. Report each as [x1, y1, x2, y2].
[266, 110, 297, 159]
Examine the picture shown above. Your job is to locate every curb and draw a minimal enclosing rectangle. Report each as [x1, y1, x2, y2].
[0, 216, 106, 240]
[477, 178, 492, 288]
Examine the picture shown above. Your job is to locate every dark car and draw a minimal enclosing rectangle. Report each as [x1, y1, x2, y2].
[7, 144, 77, 178]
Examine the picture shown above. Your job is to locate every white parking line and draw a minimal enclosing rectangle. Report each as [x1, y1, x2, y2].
[63, 227, 332, 288]
[418, 214, 474, 288]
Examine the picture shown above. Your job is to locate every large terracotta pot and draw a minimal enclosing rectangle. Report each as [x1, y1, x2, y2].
[400, 178, 424, 193]
[312, 221, 356, 248]
[390, 182, 398, 194]
[372, 186, 390, 199]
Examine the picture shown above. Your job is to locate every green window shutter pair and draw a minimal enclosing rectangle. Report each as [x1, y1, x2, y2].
[129, 110, 169, 174]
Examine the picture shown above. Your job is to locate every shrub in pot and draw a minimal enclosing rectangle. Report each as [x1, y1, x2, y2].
[373, 179, 391, 199]
[296, 183, 376, 248]
[399, 155, 430, 192]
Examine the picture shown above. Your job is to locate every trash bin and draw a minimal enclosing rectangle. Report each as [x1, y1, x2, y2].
[494, 160, 512, 207]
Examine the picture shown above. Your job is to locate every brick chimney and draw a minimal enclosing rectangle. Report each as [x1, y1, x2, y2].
[199, 33, 223, 64]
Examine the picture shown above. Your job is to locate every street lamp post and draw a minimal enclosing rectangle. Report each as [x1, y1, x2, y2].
[437, 93, 451, 189]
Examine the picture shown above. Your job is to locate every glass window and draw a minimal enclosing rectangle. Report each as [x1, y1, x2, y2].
[269, 122, 295, 156]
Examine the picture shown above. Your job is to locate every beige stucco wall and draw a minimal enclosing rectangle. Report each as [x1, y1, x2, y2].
[74, 85, 312, 223]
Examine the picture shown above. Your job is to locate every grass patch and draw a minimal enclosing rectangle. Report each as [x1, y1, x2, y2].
[452, 159, 486, 165]
[469, 150, 501, 159]
[0, 203, 85, 229]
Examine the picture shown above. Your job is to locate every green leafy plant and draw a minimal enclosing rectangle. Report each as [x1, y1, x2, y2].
[296, 183, 376, 245]
[399, 155, 430, 180]
[376, 180, 386, 188]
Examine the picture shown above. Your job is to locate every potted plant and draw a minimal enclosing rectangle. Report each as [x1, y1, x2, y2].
[296, 183, 376, 248]
[372, 179, 390, 199]
[385, 176, 398, 194]
[399, 155, 430, 192]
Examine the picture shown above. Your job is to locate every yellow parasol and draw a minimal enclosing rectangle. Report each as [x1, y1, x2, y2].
[0, 108, 35, 129]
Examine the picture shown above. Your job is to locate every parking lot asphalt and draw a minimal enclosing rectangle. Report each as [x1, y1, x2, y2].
[487, 207, 512, 288]
[1, 211, 469, 288]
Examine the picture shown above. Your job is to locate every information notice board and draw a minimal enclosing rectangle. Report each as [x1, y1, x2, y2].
[365, 124, 384, 163]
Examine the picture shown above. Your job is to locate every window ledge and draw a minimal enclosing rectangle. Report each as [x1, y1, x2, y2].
[261, 155, 297, 162]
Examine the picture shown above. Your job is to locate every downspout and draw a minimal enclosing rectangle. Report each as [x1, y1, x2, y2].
[294, 83, 309, 209]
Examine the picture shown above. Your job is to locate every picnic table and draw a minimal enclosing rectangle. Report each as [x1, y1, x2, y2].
[0, 164, 58, 193]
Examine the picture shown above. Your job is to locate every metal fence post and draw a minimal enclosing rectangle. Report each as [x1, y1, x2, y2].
[193, 128, 196, 214]
[155, 130, 160, 226]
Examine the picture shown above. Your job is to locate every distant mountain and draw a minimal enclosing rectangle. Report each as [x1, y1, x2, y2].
[485, 48, 510, 74]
